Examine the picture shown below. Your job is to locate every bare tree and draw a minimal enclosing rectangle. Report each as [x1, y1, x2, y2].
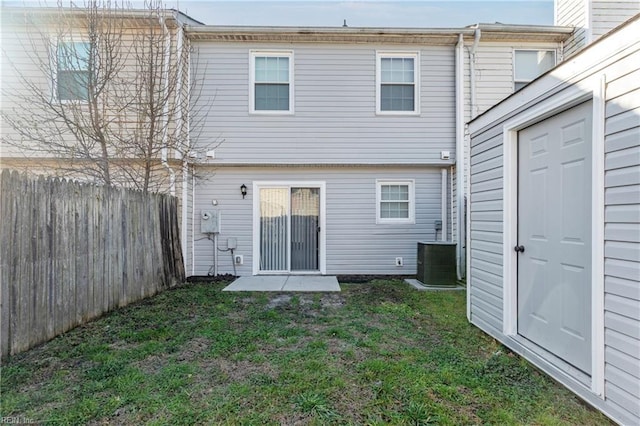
[1, 0, 214, 193]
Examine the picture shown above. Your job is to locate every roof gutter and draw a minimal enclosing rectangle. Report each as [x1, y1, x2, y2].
[184, 23, 572, 43]
[185, 23, 573, 35]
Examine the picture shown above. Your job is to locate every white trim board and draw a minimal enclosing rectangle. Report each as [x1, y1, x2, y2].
[500, 78, 606, 397]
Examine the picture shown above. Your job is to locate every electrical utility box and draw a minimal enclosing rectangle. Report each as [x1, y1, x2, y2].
[200, 210, 220, 234]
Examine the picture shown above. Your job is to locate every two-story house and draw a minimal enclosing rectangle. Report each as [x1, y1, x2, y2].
[2, 3, 634, 283]
[182, 24, 572, 278]
[1, 1, 638, 423]
[0, 6, 199, 194]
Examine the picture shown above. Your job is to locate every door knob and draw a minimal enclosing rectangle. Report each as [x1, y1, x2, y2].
[514, 245, 525, 253]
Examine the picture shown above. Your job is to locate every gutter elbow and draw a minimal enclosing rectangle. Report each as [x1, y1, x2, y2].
[472, 27, 481, 52]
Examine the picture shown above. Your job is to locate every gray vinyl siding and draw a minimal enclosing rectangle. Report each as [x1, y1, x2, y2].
[592, 1, 640, 39]
[602, 51, 640, 424]
[468, 17, 640, 425]
[189, 166, 445, 276]
[469, 128, 504, 334]
[190, 43, 455, 165]
[555, 0, 588, 57]
[0, 18, 51, 157]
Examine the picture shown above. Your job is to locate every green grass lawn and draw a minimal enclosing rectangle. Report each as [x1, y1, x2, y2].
[1, 280, 611, 425]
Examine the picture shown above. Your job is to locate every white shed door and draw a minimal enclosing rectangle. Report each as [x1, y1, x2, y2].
[517, 101, 592, 374]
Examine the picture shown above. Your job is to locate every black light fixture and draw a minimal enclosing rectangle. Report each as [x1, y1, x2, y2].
[240, 184, 247, 199]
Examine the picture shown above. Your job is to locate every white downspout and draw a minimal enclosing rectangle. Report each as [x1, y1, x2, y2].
[160, 16, 176, 196]
[465, 124, 472, 321]
[470, 26, 481, 120]
[192, 173, 196, 275]
[441, 168, 448, 241]
[466, 27, 481, 319]
[455, 33, 465, 281]
[465, 27, 481, 320]
[177, 22, 189, 273]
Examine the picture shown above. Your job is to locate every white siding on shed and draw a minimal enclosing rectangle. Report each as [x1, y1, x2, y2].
[468, 16, 640, 426]
[469, 127, 504, 335]
[602, 50, 640, 423]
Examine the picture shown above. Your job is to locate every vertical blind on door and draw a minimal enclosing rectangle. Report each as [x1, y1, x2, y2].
[290, 188, 319, 271]
[259, 188, 288, 271]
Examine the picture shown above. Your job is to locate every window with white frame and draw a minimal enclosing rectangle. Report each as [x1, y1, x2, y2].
[57, 41, 91, 101]
[376, 52, 419, 114]
[376, 180, 415, 224]
[514, 50, 556, 91]
[250, 51, 293, 113]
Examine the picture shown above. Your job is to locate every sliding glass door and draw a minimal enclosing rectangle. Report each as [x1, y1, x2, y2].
[259, 187, 320, 273]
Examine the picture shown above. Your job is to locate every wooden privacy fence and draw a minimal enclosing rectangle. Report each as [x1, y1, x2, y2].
[0, 170, 185, 359]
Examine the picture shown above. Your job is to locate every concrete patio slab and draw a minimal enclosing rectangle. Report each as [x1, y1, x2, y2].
[223, 276, 287, 292]
[405, 279, 465, 291]
[283, 275, 341, 292]
[223, 275, 340, 292]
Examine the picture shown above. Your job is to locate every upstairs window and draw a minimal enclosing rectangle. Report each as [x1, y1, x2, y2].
[376, 180, 415, 224]
[57, 41, 90, 101]
[250, 51, 293, 113]
[514, 50, 556, 91]
[377, 52, 419, 114]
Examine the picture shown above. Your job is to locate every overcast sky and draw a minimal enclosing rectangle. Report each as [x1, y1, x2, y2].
[172, 1, 555, 28]
[3, 1, 556, 28]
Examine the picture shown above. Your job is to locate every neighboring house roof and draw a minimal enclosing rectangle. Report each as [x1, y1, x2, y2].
[185, 23, 573, 44]
[0, 6, 204, 28]
[168, 9, 205, 27]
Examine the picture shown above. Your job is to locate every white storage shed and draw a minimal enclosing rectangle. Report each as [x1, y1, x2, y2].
[467, 15, 639, 425]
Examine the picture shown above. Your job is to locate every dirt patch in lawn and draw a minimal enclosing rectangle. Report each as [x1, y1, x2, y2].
[194, 356, 280, 389]
[135, 337, 211, 374]
[134, 353, 169, 375]
[176, 337, 210, 362]
[266, 294, 293, 309]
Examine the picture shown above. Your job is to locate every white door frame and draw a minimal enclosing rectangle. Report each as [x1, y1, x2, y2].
[252, 181, 327, 275]
[501, 77, 606, 397]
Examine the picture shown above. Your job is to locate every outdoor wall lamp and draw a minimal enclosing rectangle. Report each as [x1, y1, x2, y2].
[240, 184, 247, 199]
